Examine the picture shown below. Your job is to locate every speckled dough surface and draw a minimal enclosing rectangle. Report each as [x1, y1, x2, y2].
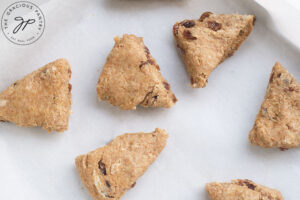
[173, 12, 255, 88]
[249, 62, 300, 148]
[0, 58, 72, 132]
[206, 179, 284, 200]
[75, 128, 168, 200]
[97, 34, 177, 110]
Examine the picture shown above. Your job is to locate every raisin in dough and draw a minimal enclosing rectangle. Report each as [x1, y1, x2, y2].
[206, 179, 284, 200]
[0, 58, 72, 132]
[173, 12, 255, 88]
[75, 128, 168, 200]
[249, 62, 300, 149]
[97, 34, 177, 110]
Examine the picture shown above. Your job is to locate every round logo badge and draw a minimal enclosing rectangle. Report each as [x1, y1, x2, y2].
[1, 1, 45, 45]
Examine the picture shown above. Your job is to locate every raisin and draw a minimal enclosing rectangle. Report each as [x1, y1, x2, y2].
[277, 73, 281, 78]
[85, 157, 89, 168]
[173, 24, 179, 35]
[239, 30, 244, 36]
[139, 59, 155, 69]
[284, 87, 294, 93]
[131, 182, 136, 188]
[269, 72, 274, 83]
[105, 180, 111, 188]
[181, 20, 195, 28]
[183, 30, 197, 40]
[280, 147, 288, 151]
[98, 160, 107, 175]
[190, 77, 195, 85]
[207, 21, 222, 31]
[240, 180, 256, 190]
[149, 59, 155, 65]
[288, 87, 294, 92]
[199, 11, 212, 22]
[244, 181, 256, 190]
[228, 52, 234, 57]
[144, 46, 150, 56]
[163, 82, 170, 90]
[68, 84, 72, 92]
[172, 94, 178, 103]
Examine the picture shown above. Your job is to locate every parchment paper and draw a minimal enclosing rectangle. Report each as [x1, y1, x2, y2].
[0, 0, 299, 199]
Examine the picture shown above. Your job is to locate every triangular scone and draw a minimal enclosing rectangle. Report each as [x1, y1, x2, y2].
[97, 34, 177, 110]
[0, 58, 72, 132]
[249, 62, 300, 148]
[75, 128, 168, 200]
[173, 12, 255, 88]
[206, 179, 284, 200]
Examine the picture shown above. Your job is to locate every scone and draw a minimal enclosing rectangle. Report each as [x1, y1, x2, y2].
[249, 62, 300, 149]
[0, 58, 72, 132]
[97, 34, 177, 110]
[173, 12, 255, 88]
[75, 128, 168, 200]
[206, 179, 284, 200]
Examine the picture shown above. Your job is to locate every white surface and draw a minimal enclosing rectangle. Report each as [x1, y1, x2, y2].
[0, 0, 300, 199]
[254, 0, 300, 48]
